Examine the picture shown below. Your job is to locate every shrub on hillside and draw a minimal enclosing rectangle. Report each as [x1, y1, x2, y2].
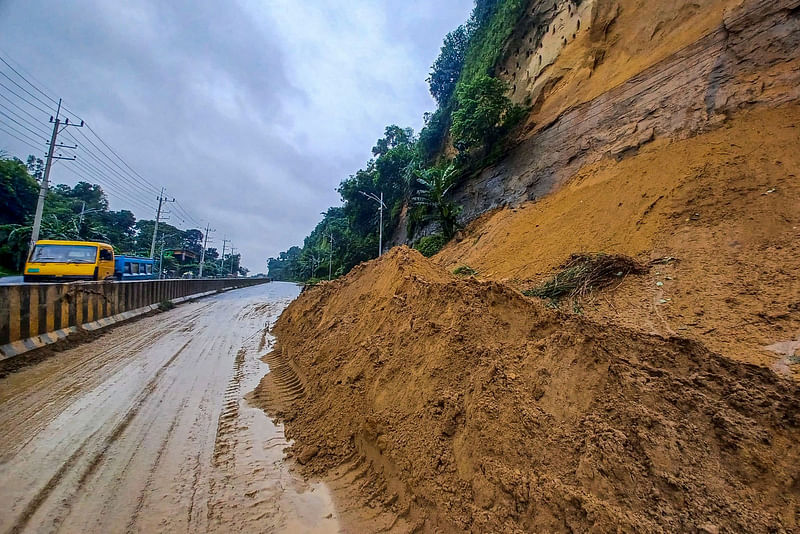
[451, 75, 525, 153]
[414, 234, 447, 257]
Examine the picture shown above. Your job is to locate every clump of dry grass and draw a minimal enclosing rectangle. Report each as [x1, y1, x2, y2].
[523, 253, 647, 302]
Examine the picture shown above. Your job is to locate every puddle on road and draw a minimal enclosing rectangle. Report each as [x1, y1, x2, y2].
[765, 334, 800, 376]
[209, 306, 341, 534]
[239, 402, 340, 533]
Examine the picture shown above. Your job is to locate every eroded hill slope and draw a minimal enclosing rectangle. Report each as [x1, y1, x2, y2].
[437, 104, 800, 377]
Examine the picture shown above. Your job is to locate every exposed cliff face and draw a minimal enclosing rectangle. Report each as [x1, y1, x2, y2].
[447, 0, 799, 224]
[436, 104, 800, 377]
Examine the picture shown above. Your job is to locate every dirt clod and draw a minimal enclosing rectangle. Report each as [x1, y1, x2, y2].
[298, 445, 320, 465]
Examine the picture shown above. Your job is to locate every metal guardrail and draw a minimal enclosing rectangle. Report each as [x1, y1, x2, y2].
[0, 278, 269, 353]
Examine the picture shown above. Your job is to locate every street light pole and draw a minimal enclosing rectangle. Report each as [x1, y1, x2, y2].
[359, 190, 387, 257]
[327, 230, 335, 280]
[158, 234, 166, 279]
[77, 202, 102, 238]
[199, 222, 214, 278]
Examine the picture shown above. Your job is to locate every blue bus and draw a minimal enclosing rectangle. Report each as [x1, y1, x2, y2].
[114, 255, 156, 280]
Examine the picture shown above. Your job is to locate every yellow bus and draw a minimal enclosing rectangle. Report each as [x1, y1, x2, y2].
[24, 240, 116, 283]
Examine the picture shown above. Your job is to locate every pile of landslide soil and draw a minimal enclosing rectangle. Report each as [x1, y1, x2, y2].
[256, 247, 800, 533]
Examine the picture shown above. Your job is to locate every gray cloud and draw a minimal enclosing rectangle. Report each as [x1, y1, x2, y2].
[0, 0, 472, 271]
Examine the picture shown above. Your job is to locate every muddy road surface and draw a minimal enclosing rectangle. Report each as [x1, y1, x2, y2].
[0, 282, 340, 534]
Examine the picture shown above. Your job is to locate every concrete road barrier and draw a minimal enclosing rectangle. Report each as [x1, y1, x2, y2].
[0, 278, 269, 360]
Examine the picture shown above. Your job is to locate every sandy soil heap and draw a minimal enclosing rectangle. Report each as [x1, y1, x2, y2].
[256, 247, 800, 533]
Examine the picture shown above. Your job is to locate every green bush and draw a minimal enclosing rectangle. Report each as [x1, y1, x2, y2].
[460, 0, 528, 89]
[452, 75, 525, 153]
[415, 234, 447, 257]
[453, 265, 477, 276]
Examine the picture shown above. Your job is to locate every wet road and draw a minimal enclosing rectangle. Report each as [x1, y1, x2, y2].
[0, 282, 340, 534]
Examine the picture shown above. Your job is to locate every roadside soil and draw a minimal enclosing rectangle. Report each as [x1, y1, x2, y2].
[255, 247, 800, 533]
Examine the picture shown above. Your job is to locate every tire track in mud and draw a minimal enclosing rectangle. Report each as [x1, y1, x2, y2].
[123, 401, 187, 534]
[0, 303, 215, 459]
[206, 342, 251, 528]
[255, 350, 306, 414]
[212, 347, 247, 468]
[6, 341, 191, 534]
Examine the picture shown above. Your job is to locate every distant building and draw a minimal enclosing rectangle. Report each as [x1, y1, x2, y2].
[164, 248, 199, 263]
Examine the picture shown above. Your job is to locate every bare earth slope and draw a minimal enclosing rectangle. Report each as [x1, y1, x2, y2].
[257, 247, 800, 533]
[437, 105, 800, 378]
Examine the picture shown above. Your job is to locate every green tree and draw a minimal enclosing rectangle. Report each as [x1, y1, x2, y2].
[0, 158, 39, 225]
[26, 156, 44, 181]
[412, 164, 462, 240]
[372, 125, 414, 158]
[267, 245, 302, 281]
[428, 25, 470, 107]
[451, 74, 523, 153]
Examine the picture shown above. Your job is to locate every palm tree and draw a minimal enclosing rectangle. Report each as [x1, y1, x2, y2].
[412, 164, 462, 239]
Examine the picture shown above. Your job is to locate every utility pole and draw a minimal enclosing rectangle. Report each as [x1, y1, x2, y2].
[359, 190, 387, 257]
[30, 98, 82, 252]
[379, 191, 383, 256]
[198, 222, 215, 278]
[149, 187, 175, 258]
[220, 237, 231, 276]
[229, 247, 237, 276]
[77, 202, 101, 239]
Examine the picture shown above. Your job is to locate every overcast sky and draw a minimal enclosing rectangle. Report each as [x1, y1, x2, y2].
[0, 0, 472, 271]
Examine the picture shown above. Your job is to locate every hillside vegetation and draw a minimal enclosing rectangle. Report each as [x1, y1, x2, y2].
[267, 0, 532, 282]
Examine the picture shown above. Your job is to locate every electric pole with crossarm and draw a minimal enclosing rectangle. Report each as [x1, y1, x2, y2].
[29, 98, 83, 252]
[149, 188, 175, 258]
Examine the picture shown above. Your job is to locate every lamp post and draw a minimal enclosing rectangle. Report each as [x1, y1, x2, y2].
[77, 201, 102, 238]
[359, 190, 387, 257]
[327, 229, 335, 280]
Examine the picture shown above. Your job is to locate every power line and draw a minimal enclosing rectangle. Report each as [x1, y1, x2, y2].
[0, 99, 50, 136]
[71, 156, 153, 204]
[69, 157, 159, 211]
[0, 118, 46, 147]
[0, 53, 161, 196]
[0, 108, 49, 140]
[70, 126, 161, 195]
[0, 53, 60, 107]
[59, 165, 156, 213]
[0, 81, 53, 115]
[0, 124, 41, 152]
[62, 129, 160, 203]
[0, 69, 58, 113]
[82, 123, 161, 194]
[0, 51, 213, 243]
[173, 200, 202, 228]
